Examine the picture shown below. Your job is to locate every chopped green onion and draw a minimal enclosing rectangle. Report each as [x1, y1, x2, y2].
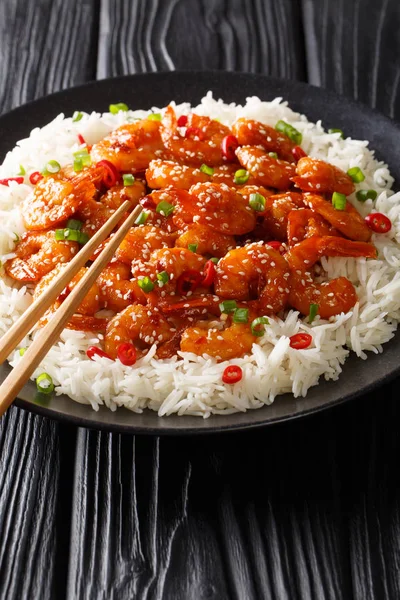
[249, 193, 266, 212]
[347, 167, 365, 183]
[147, 113, 162, 121]
[156, 201, 174, 217]
[109, 103, 129, 114]
[18, 165, 26, 176]
[138, 276, 154, 293]
[66, 219, 83, 230]
[73, 149, 91, 167]
[13, 232, 19, 242]
[250, 316, 269, 337]
[36, 373, 54, 394]
[328, 128, 343, 138]
[210, 257, 219, 264]
[309, 303, 319, 323]
[19, 348, 26, 357]
[43, 160, 61, 175]
[73, 158, 83, 172]
[157, 271, 170, 285]
[55, 229, 88, 244]
[275, 120, 302, 145]
[234, 169, 250, 184]
[332, 192, 347, 211]
[123, 174, 135, 186]
[268, 152, 278, 159]
[200, 164, 214, 176]
[356, 189, 378, 203]
[135, 211, 149, 225]
[188, 243, 198, 253]
[72, 111, 83, 122]
[78, 232, 89, 245]
[219, 300, 237, 313]
[233, 307, 249, 324]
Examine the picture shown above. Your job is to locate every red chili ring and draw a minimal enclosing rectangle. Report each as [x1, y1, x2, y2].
[29, 172, 44, 185]
[221, 135, 239, 161]
[96, 159, 121, 188]
[117, 342, 137, 366]
[185, 126, 204, 140]
[202, 260, 216, 287]
[177, 115, 188, 127]
[77, 133, 86, 145]
[292, 145, 307, 161]
[222, 365, 243, 384]
[176, 269, 203, 295]
[86, 346, 113, 361]
[0, 177, 24, 186]
[364, 212, 391, 234]
[289, 333, 312, 350]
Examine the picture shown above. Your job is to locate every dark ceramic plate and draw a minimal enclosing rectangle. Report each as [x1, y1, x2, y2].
[1, 71, 399, 434]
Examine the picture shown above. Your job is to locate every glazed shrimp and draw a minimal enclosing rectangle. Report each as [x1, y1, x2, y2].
[261, 192, 305, 241]
[146, 159, 209, 189]
[5, 231, 78, 282]
[236, 184, 274, 203]
[97, 261, 149, 312]
[174, 223, 235, 258]
[180, 321, 257, 360]
[160, 106, 232, 167]
[236, 146, 296, 190]
[211, 164, 257, 187]
[287, 208, 340, 246]
[188, 182, 256, 235]
[285, 236, 377, 319]
[21, 166, 102, 231]
[139, 246, 206, 284]
[105, 304, 173, 358]
[232, 118, 296, 162]
[91, 119, 165, 173]
[115, 225, 175, 265]
[291, 157, 355, 195]
[304, 193, 371, 242]
[215, 242, 291, 314]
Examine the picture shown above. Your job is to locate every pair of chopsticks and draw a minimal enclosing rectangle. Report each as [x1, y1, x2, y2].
[0, 201, 143, 417]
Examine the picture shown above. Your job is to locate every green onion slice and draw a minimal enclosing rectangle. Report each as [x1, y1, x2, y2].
[356, 189, 377, 203]
[275, 120, 302, 145]
[250, 316, 269, 337]
[19, 347, 26, 356]
[268, 152, 278, 159]
[78, 232, 89, 245]
[18, 165, 26, 176]
[233, 307, 249, 324]
[234, 169, 250, 184]
[72, 111, 84, 122]
[219, 300, 237, 313]
[66, 219, 83, 230]
[328, 128, 344, 138]
[249, 193, 266, 212]
[347, 166, 365, 183]
[123, 174, 135, 186]
[138, 276, 155, 293]
[73, 158, 83, 172]
[135, 211, 149, 226]
[156, 201, 174, 217]
[332, 192, 347, 211]
[200, 164, 214, 176]
[188, 243, 198, 253]
[309, 303, 319, 323]
[109, 103, 129, 114]
[73, 149, 91, 167]
[147, 113, 162, 121]
[210, 257, 219, 264]
[36, 373, 55, 394]
[157, 271, 170, 285]
[43, 160, 61, 175]
[55, 229, 88, 244]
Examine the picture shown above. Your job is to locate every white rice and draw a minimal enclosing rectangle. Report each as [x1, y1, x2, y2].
[0, 92, 399, 417]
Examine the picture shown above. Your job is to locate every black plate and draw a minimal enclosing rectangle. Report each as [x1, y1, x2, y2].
[1, 71, 399, 434]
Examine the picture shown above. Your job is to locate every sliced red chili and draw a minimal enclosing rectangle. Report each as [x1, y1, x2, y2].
[77, 133, 86, 145]
[202, 260, 216, 287]
[140, 195, 157, 211]
[221, 135, 239, 161]
[364, 212, 391, 234]
[222, 365, 243, 384]
[185, 126, 204, 140]
[117, 342, 137, 366]
[292, 145, 307, 161]
[177, 115, 188, 127]
[176, 269, 203, 295]
[96, 159, 120, 188]
[267, 241, 284, 253]
[289, 333, 312, 350]
[0, 177, 24, 186]
[86, 346, 113, 360]
[29, 172, 44, 185]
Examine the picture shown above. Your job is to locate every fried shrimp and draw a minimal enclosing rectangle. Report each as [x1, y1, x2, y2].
[236, 146, 296, 190]
[97, 261, 148, 312]
[292, 157, 355, 195]
[146, 159, 209, 189]
[287, 208, 340, 246]
[232, 118, 296, 162]
[180, 321, 257, 360]
[174, 223, 235, 258]
[115, 225, 175, 266]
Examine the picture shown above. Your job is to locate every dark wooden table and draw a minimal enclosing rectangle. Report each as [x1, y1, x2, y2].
[1, 1, 400, 598]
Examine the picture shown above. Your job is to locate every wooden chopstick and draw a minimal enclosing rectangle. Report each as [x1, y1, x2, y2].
[0, 202, 143, 417]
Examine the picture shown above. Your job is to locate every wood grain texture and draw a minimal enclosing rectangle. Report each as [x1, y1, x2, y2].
[301, 0, 400, 120]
